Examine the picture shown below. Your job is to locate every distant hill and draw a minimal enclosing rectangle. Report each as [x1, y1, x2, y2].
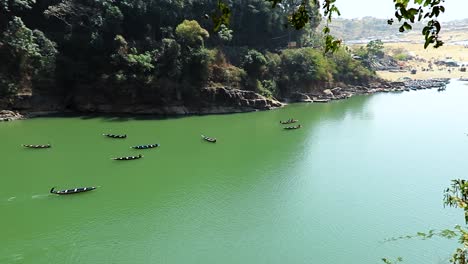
[320, 17, 468, 44]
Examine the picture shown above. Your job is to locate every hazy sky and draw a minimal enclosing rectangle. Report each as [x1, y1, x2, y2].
[334, 0, 468, 21]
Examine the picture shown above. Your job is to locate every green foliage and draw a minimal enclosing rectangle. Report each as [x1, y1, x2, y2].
[329, 48, 374, 84]
[212, 0, 231, 32]
[217, 24, 233, 43]
[242, 49, 267, 79]
[0, 0, 375, 102]
[393, 53, 409, 61]
[175, 20, 209, 48]
[260, 79, 277, 97]
[0, 75, 18, 96]
[32, 30, 57, 77]
[181, 47, 213, 87]
[1, 0, 35, 12]
[390, 0, 445, 48]
[385, 179, 468, 264]
[155, 38, 181, 79]
[2, 16, 39, 58]
[352, 40, 386, 69]
[126, 51, 154, 72]
[213, 0, 447, 52]
[366, 39, 384, 59]
[0, 16, 57, 92]
[264, 51, 281, 78]
[280, 48, 331, 85]
[444, 179, 468, 223]
[110, 35, 154, 84]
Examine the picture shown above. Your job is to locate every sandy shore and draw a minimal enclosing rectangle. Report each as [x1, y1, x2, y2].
[377, 69, 468, 81]
[376, 42, 468, 81]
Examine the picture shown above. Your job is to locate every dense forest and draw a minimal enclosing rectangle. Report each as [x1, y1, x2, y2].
[0, 0, 375, 112]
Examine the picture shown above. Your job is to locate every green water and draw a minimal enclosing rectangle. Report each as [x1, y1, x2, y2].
[1, 81, 468, 264]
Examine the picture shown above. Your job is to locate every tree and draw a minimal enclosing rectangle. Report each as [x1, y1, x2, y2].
[426, 180, 468, 264]
[242, 49, 267, 79]
[367, 39, 384, 59]
[217, 24, 233, 43]
[175, 20, 209, 48]
[279, 47, 331, 94]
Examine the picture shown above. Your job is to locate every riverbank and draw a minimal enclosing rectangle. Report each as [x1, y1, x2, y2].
[0, 78, 451, 121]
[284, 78, 450, 103]
[377, 42, 468, 81]
[0, 110, 24, 121]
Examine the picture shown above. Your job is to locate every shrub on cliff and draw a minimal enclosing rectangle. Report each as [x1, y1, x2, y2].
[329, 48, 374, 84]
[279, 48, 332, 94]
[0, 16, 57, 93]
[175, 20, 209, 48]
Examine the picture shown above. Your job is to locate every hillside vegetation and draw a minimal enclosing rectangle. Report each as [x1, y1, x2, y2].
[0, 0, 375, 111]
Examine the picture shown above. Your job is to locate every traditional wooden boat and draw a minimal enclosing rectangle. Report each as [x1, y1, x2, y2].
[112, 154, 143, 160]
[22, 144, 51, 149]
[103, 133, 127, 139]
[284, 125, 302, 130]
[50, 186, 96, 195]
[131, 143, 159, 149]
[280, 119, 298, 124]
[201, 135, 216, 143]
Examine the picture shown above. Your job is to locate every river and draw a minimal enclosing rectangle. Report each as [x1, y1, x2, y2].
[1, 80, 467, 264]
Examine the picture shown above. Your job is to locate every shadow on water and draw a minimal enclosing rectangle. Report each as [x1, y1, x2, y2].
[27, 93, 374, 124]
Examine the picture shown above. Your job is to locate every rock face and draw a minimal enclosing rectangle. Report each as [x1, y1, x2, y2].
[2, 78, 449, 120]
[5, 86, 283, 117]
[0, 110, 24, 121]
[289, 92, 313, 103]
[199, 87, 283, 113]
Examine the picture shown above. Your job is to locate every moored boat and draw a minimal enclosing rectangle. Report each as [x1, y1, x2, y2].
[22, 144, 51, 149]
[284, 125, 302, 130]
[103, 133, 127, 139]
[112, 154, 143, 160]
[202, 135, 216, 143]
[131, 143, 159, 149]
[50, 186, 96, 195]
[280, 119, 298, 124]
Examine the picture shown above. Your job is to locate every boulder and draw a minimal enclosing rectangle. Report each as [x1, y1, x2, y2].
[0, 110, 24, 121]
[322, 89, 334, 98]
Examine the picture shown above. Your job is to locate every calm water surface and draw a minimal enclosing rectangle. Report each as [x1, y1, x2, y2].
[1, 81, 468, 264]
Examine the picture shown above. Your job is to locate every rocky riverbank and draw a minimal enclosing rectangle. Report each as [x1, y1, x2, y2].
[0, 78, 451, 121]
[0, 110, 24, 121]
[1, 86, 283, 120]
[285, 78, 450, 103]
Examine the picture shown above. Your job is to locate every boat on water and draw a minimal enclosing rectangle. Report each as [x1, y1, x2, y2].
[103, 133, 127, 139]
[284, 125, 302, 130]
[280, 119, 298, 124]
[202, 135, 216, 143]
[50, 186, 96, 195]
[131, 143, 160, 149]
[112, 154, 143, 160]
[22, 144, 51, 149]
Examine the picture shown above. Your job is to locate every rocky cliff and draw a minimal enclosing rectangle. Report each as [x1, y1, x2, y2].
[2, 86, 283, 118]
